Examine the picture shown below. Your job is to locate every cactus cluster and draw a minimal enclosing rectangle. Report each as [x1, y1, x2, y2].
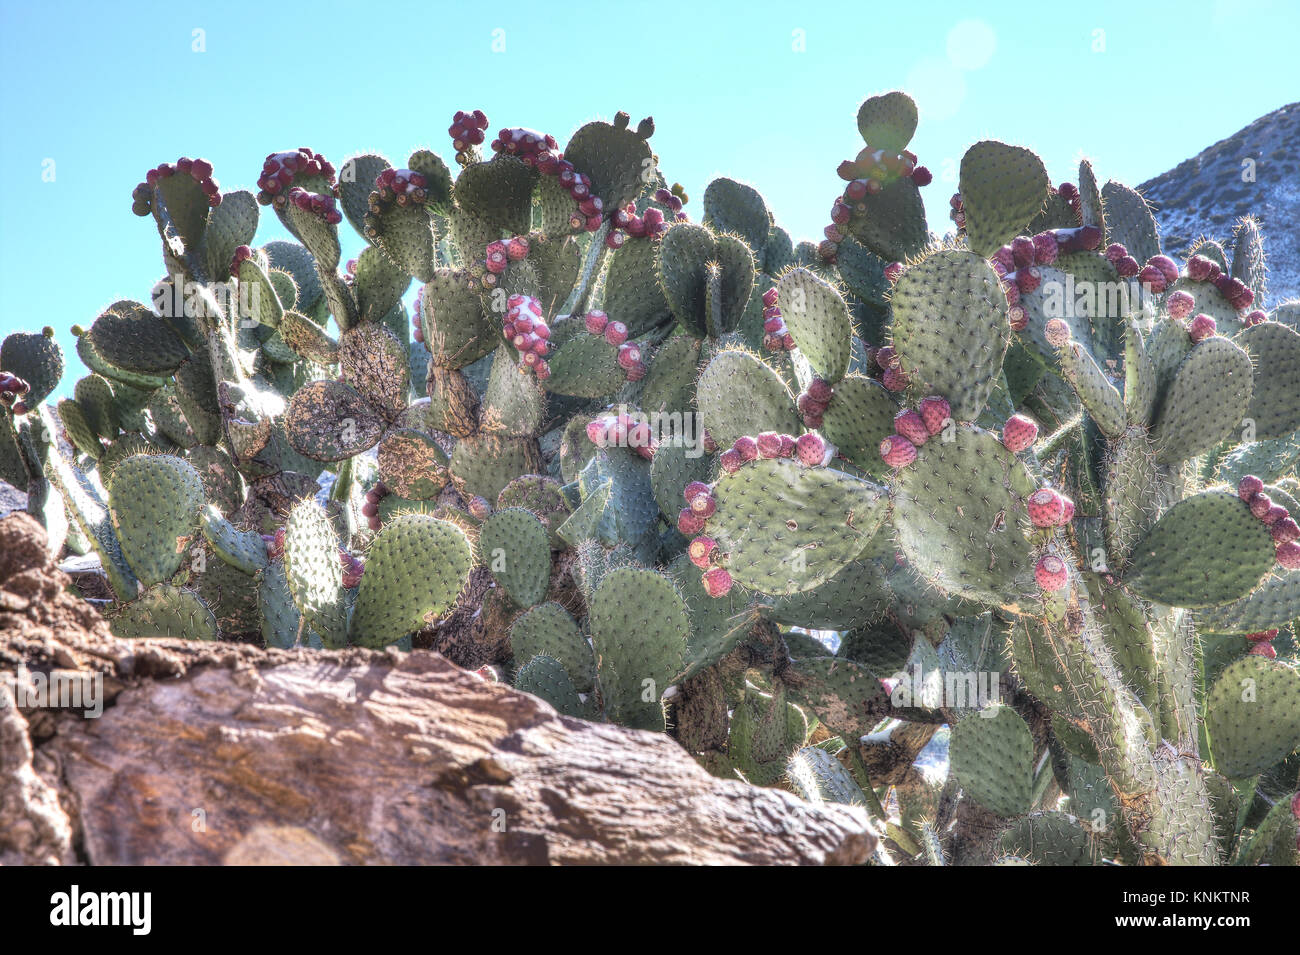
[4, 91, 1300, 866]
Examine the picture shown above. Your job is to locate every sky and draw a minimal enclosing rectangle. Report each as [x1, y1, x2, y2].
[1, 0, 1296, 396]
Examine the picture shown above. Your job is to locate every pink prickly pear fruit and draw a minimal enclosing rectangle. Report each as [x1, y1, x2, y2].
[678, 508, 707, 536]
[625, 359, 648, 382]
[1105, 243, 1129, 264]
[1015, 267, 1042, 295]
[911, 166, 932, 186]
[756, 431, 784, 458]
[875, 344, 898, 368]
[1001, 414, 1038, 453]
[1059, 497, 1075, 524]
[1008, 305, 1028, 332]
[1248, 642, 1277, 659]
[1188, 313, 1217, 342]
[881, 366, 909, 392]
[701, 567, 734, 598]
[884, 261, 905, 283]
[584, 310, 609, 335]
[807, 378, 834, 404]
[1148, 255, 1179, 286]
[734, 436, 759, 462]
[796, 392, 825, 420]
[485, 240, 509, 274]
[1077, 225, 1102, 250]
[879, 435, 917, 468]
[993, 246, 1016, 273]
[719, 448, 743, 474]
[1186, 255, 1215, 282]
[796, 432, 828, 467]
[617, 342, 642, 370]
[893, 409, 930, 447]
[918, 396, 951, 436]
[1265, 504, 1290, 526]
[1238, 475, 1265, 501]
[586, 418, 610, 447]
[1031, 232, 1059, 266]
[1249, 494, 1274, 520]
[604, 321, 629, 346]
[1278, 541, 1300, 570]
[1115, 256, 1141, 278]
[1137, 265, 1167, 294]
[1045, 319, 1072, 348]
[1028, 488, 1066, 527]
[779, 434, 796, 458]
[688, 536, 719, 570]
[1292, 792, 1300, 819]
[361, 500, 379, 518]
[1242, 309, 1267, 327]
[1272, 518, 1300, 544]
[506, 236, 530, 260]
[762, 287, 779, 308]
[1035, 555, 1069, 591]
[1166, 290, 1195, 320]
[1011, 236, 1036, 269]
[1245, 629, 1279, 642]
[684, 481, 711, 505]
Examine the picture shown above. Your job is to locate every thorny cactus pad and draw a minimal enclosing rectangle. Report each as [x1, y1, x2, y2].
[7, 88, 1300, 868]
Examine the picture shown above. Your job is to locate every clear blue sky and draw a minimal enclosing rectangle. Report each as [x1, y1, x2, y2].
[2, 0, 1296, 395]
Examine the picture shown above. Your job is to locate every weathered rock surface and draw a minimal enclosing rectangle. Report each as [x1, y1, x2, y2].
[0, 513, 874, 866]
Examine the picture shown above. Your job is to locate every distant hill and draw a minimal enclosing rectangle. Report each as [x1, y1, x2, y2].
[1140, 102, 1299, 307]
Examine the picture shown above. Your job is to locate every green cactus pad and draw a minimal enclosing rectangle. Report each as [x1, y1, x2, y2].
[777, 268, 852, 383]
[563, 118, 654, 214]
[892, 425, 1037, 605]
[856, 91, 918, 152]
[257, 560, 301, 649]
[787, 656, 888, 741]
[282, 499, 348, 648]
[1237, 322, 1300, 439]
[1152, 336, 1253, 465]
[419, 270, 495, 367]
[649, 439, 712, 522]
[454, 156, 534, 236]
[336, 154, 391, 234]
[959, 141, 1050, 257]
[88, 304, 191, 378]
[711, 457, 887, 595]
[588, 567, 689, 731]
[1236, 797, 1299, 867]
[1077, 160, 1102, 232]
[599, 239, 674, 336]
[189, 543, 260, 637]
[762, 227, 795, 276]
[786, 746, 867, 807]
[514, 654, 586, 718]
[480, 507, 551, 607]
[376, 428, 448, 500]
[728, 685, 808, 786]
[339, 322, 409, 422]
[199, 189, 258, 282]
[201, 505, 268, 575]
[696, 349, 798, 448]
[173, 355, 222, 446]
[702, 178, 770, 252]
[1206, 656, 1300, 779]
[110, 584, 218, 641]
[847, 176, 928, 264]
[450, 433, 543, 504]
[890, 250, 1009, 421]
[351, 246, 410, 325]
[234, 258, 285, 329]
[837, 621, 914, 678]
[998, 812, 1096, 866]
[405, 149, 454, 215]
[350, 514, 473, 647]
[1146, 318, 1193, 388]
[70, 375, 117, 440]
[1230, 216, 1267, 303]
[279, 310, 338, 365]
[542, 332, 626, 399]
[480, 347, 546, 437]
[1100, 181, 1160, 266]
[664, 554, 751, 681]
[1123, 491, 1275, 607]
[1124, 321, 1158, 425]
[509, 602, 594, 692]
[1057, 340, 1126, 438]
[284, 380, 386, 462]
[528, 235, 582, 317]
[950, 705, 1035, 816]
[818, 374, 898, 476]
[766, 556, 891, 632]
[556, 480, 612, 547]
[265, 241, 325, 315]
[656, 222, 754, 338]
[640, 335, 701, 416]
[1195, 570, 1300, 634]
[57, 399, 101, 459]
[74, 327, 166, 392]
[108, 454, 204, 586]
[497, 474, 571, 543]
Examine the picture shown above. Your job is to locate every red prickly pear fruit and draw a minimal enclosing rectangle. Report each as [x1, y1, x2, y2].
[604, 321, 629, 346]
[1149, 255, 1179, 286]
[801, 411, 823, 429]
[719, 449, 742, 474]
[627, 421, 653, 448]
[881, 366, 909, 392]
[1011, 236, 1035, 269]
[688, 536, 718, 570]
[1242, 309, 1267, 327]
[865, 179, 882, 195]
[1278, 541, 1300, 570]
[190, 158, 214, 180]
[1249, 494, 1274, 520]
[1188, 314, 1216, 342]
[764, 317, 785, 335]
[762, 287, 779, 307]
[1238, 475, 1264, 501]
[893, 409, 930, 447]
[836, 161, 859, 181]
[1002, 283, 1020, 306]
[734, 436, 759, 462]
[1028, 487, 1066, 527]
[1248, 642, 1277, 658]
[701, 567, 733, 598]
[1035, 555, 1068, 591]
[535, 359, 551, 380]
[845, 178, 869, 200]
[1008, 305, 1028, 332]
[605, 230, 626, 250]
[875, 345, 898, 368]
[506, 236, 529, 260]
[1137, 265, 1167, 294]
[911, 166, 932, 186]
[1265, 504, 1289, 526]
[884, 261, 905, 282]
[779, 434, 796, 458]
[1245, 629, 1279, 642]
[1075, 226, 1101, 250]
[1045, 319, 1072, 348]
[625, 359, 648, 382]
[586, 419, 610, 447]
[830, 201, 851, 225]
[584, 310, 608, 335]
[368, 516, 382, 531]
[824, 225, 844, 244]
[1015, 267, 1042, 295]
[993, 246, 1016, 273]
[1230, 288, 1255, 312]
[796, 432, 828, 467]
[782, 332, 797, 351]
[879, 435, 917, 468]
[1186, 255, 1214, 282]
[756, 431, 783, 458]
[683, 481, 711, 505]
[1057, 182, 1078, 200]
[1104, 243, 1129, 264]
[1166, 289, 1195, 320]
[617, 342, 642, 369]
[1059, 497, 1075, 524]
[918, 396, 951, 436]
[1032, 232, 1059, 266]
[701, 429, 717, 454]
[678, 508, 707, 536]
[1002, 414, 1038, 453]
[485, 240, 509, 274]
[361, 500, 378, 518]
[1115, 256, 1141, 278]
[1272, 518, 1299, 544]
[1292, 792, 1300, 819]
[807, 378, 834, 404]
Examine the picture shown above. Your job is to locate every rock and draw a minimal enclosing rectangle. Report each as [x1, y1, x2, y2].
[0, 514, 874, 866]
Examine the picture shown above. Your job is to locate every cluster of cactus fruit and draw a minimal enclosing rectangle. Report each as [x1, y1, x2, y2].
[5, 90, 1300, 866]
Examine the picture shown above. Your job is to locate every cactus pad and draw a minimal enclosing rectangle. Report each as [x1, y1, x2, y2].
[959, 141, 1050, 257]
[1237, 322, 1300, 440]
[509, 602, 594, 692]
[1152, 337, 1253, 465]
[777, 268, 852, 384]
[515, 654, 586, 718]
[283, 499, 348, 648]
[480, 507, 551, 607]
[111, 585, 218, 641]
[1206, 656, 1300, 779]
[950, 705, 1035, 816]
[696, 349, 798, 447]
[109, 454, 204, 586]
